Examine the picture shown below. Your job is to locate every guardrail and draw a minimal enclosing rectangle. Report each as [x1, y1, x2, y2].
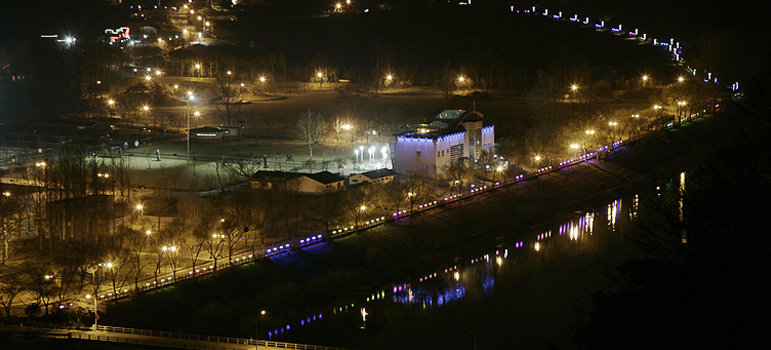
[69, 332, 242, 350]
[95, 325, 349, 350]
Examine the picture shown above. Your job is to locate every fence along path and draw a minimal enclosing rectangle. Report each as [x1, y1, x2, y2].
[68, 325, 349, 350]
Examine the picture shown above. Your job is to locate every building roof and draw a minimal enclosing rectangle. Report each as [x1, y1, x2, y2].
[359, 168, 397, 180]
[191, 126, 225, 133]
[401, 110, 484, 138]
[250, 170, 304, 181]
[250, 170, 344, 184]
[305, 171, 345, 184]
[191, 126, 240, 132]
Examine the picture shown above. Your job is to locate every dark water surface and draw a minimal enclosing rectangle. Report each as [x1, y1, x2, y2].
[262, 185, 674, 349]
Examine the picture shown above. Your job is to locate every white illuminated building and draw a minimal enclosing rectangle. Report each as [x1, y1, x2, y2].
[392, 110, 494, 178]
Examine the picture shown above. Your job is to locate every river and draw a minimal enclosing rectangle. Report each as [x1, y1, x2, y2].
[256, 174, 684, 349]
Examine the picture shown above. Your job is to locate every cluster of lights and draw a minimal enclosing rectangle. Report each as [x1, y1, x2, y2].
[299, 234, 324, 245]
[266, 244, 291, 255]
[417, 201, 438, 210]
[469, 186, 488, 194]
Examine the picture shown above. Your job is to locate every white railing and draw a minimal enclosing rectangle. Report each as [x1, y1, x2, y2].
[93, 325, 349, 350]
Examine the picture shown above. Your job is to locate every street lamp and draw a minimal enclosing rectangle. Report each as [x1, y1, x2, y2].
[256, 310, 268, 345]
[642, 75, 649, 86]
[586, 129, 595, 135]
[678, 76, 685, 83]
[570, 144, 580, 159]
[354, 149, 359, 169]
[186, 91, 195, 163]
[136, 204, 144, 216]
[145, 75, 152, 82]
[381, 146, 388, 165]
[368, 147, 375, 167]
[571, 84, 578, 101]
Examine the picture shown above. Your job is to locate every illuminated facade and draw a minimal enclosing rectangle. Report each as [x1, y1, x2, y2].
[392, 110, 494, 178]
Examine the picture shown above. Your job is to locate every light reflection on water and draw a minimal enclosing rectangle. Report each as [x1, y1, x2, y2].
[268, 185, 682, 342]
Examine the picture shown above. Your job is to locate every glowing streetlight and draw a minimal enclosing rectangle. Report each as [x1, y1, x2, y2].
[145, 75, 151, 81]
[608, 121, 618, 126]
[142, 105, 149, 112]
[386, 75, 393, 81]
[317, 72, 323, 78]
[535, 242, 540, 251]
[534, 156, 541, 162]
[678, 76, 685, 83]
[259, 76, 266, 82]
[570, 144, 580, 159]
[336, 3, 342, 10]
[186, 92, 196, 163]
[458, 76, 465, 82]
[570, 84, 578, 100]
[155, 70, 162, 76]
[585, 129, 595, 135]
[107, 99, 115, 106]
[342, 124, 351, 130]
[136, 204, 144, 215]
[227, 70, 232, 75]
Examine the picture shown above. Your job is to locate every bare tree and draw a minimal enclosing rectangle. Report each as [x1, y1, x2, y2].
[0, 193, 24, 264]
[297, 110, 327, 160]
[309, 191, 343, 234]
[221, 159, 262, 183]
[404, 172, 432, 212]
[441, 161, 471, 196]
[0, 269, 25, 318]
[210, 74, 247, 126]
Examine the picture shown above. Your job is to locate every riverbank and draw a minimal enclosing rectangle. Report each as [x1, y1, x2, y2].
[101, 113, 727, 348]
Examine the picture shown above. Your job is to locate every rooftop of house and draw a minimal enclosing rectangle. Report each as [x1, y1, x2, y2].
[401, 109, 484, 138]
[250, 170, 344, 184]
[357, 168, 397, 179]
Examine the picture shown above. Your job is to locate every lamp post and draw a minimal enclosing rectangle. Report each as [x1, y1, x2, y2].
[570, 144, 579, 159]
[256, 310, 267, 347]
[571, 84, 578, 101]
[354, 149, 359, 170]
[186, 91, 195, 164]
